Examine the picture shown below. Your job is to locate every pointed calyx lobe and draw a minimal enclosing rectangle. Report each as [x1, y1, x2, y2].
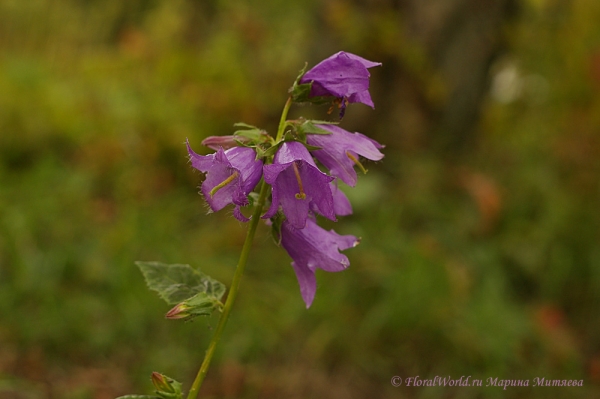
[262, 141, 336, 229]
[187, 139, 262, 222]
[281, 217, 359, 308]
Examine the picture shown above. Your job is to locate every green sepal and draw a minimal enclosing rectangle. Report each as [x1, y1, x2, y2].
[300, 120, 337, 135]
[166, 291, 224, 321]
[289, 63, 332, 104]
[289, 63, 308, 96]
[247, 191, 260, 206]
[290, 81, 313, 103]
[136, 261, 226, 318]
[233, 122, 272, 144]
[151, 373, 183, 399]
[269, 212, 284, 246]
[285, 119, 334, 144]
[116, 372, 183, 399]
[255, 141, 283, 160]
[303, 143, 323, 151]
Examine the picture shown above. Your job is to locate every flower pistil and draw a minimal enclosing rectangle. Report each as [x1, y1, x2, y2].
[292, 161, 307, 200]
[209, 171, 239, 197]
[346, 151, 368, 174]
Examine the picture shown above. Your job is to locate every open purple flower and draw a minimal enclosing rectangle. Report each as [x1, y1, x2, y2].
[187, 139, 262, 222]
[307, 124, 384, 187]
[263, 141, 336, 229]
[300, 51, 381, 115]
[281, 217, 359, 308]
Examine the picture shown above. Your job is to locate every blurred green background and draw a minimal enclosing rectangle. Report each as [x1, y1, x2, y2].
[1, 0, 600, 398]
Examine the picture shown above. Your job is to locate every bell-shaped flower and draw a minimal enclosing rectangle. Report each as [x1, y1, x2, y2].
[187, 139, 263, 222]
[263, 141, 336, 229]
[281, 217, 359, 308]
[300, 51, 381, 114]
[307, 124, 384, 187]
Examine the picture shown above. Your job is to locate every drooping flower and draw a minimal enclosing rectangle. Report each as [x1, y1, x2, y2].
[299, 51, 381, 115]
[281, 217, 359, 308]
[307, 124, 384, 187]
[187, 139, 262, 221]
[263, 141, 336, 229]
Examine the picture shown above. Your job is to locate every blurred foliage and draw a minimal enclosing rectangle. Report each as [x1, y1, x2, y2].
[1, 0, 600, 398]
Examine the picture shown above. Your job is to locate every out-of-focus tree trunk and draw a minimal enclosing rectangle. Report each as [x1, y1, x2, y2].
[356, 0, 518, 156]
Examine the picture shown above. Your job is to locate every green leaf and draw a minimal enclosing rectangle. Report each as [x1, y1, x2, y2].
[136, 261, 226, 305]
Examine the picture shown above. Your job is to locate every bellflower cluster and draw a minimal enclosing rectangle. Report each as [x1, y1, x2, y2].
[187, 51, 384, 307]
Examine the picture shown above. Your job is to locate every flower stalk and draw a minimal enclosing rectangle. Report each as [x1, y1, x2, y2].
[124, 51, 383, 399]
[185, 96, 293, 399]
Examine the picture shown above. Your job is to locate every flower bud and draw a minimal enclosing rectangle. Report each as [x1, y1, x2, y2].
[165, 302, 190, 320]
[151, 372, 176, 393]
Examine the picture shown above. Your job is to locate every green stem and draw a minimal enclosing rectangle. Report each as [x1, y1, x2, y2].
[275, 96, 293, 142]
[185, 181, 268, 399]
[186, 96, 293, 399]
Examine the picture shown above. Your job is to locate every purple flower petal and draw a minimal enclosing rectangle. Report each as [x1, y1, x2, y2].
[187, 139, 262, 218]
[263, 142, 335, 228]
[281, 217, 359, 307]
[330, 181, 353, 216]
[299, 51, 381, 109]
[307, 125, 384, 186]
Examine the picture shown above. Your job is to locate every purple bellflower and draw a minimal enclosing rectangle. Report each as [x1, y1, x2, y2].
[300, 51, 381, 116]
[307, 124, 384, 187]
[281, 217, 360, 308]
[187, 140, 263, 222]
[263, 141, 336, 229]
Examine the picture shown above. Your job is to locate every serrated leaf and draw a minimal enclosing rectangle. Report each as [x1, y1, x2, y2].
[136, 261, 225, 305]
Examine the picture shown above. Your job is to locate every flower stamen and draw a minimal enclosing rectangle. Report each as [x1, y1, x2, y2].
[346, 151, 368, 174]
[209, 171, 239, 197]
[292, 161, 307, 200]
